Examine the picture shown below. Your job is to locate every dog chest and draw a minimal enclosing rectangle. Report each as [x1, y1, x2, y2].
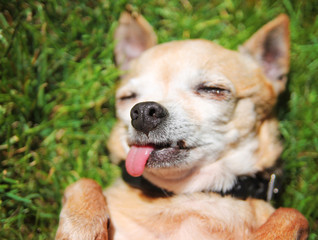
[104, 180, 274, 240]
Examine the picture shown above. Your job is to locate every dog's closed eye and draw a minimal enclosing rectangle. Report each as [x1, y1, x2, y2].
[195, 84, 231, 100]
[118, 92, 137, 101]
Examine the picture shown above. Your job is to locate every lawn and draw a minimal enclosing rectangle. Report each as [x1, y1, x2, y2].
[0, 0, 317, 239]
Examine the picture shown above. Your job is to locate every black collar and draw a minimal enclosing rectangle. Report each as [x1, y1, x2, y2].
[120, 162, 281, 201]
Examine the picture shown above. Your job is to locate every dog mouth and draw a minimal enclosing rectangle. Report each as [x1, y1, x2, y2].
[125, 140, 191, 177]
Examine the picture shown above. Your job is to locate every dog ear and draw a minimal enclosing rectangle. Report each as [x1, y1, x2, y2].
[114, 12, 157, 71]
[240, 14, 290, 95]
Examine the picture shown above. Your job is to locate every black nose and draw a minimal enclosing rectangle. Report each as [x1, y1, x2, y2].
[130, 101, 168, 135]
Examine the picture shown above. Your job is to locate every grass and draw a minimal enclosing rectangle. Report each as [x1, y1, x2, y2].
[0, 0, 317, 239]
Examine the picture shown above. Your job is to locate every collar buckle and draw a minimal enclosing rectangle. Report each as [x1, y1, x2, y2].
[266, 173, 279, 202]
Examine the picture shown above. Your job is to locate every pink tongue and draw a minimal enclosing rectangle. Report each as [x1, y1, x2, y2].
[126, 145, 154, 177]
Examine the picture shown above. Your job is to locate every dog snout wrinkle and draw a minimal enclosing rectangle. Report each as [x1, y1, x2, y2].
[130, 101, 168, 135]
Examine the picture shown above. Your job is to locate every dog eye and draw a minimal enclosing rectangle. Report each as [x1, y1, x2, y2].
[118, 92, 137, 101]
[198, 87, 224, 94]
[196, 85, 230, 100]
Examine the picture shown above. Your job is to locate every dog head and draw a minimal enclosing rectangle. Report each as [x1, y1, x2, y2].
[108, 12, 289, 194]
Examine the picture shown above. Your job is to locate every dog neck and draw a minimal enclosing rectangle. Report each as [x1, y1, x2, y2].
[120, 162, 281, 201]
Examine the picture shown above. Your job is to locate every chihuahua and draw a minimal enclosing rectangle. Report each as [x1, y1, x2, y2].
[56, 12, 308, 240]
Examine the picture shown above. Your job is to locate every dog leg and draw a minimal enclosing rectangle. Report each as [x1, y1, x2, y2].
[56, 179, 111, 240]
[250, 208, 309, 240]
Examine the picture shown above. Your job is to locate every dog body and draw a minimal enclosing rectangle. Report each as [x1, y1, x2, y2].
[104, 179, 276, 240]
[56, 12, 308, 240]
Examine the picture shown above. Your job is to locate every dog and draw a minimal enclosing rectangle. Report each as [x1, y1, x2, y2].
[56, 12, 309, 240]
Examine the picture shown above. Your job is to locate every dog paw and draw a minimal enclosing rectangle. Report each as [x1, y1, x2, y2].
[55, 216, 110, 240]
[55, 179, 111, 240]
[251, 207, 308, 240]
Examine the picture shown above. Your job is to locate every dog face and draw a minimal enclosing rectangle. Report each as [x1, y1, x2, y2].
[108, 12, 289, 194]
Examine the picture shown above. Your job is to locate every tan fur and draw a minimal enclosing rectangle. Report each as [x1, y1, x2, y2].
[56, 179, 110, 240]
[104, 179, 275, 240]
[56, 12, 308, 240]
